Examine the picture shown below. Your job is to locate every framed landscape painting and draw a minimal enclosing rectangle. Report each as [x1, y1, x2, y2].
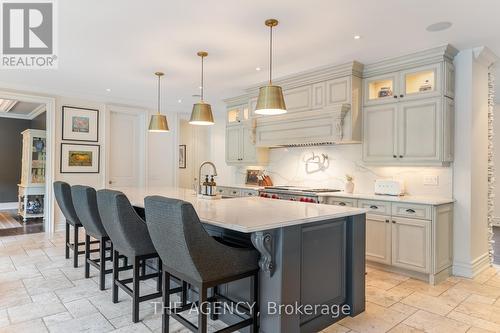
[62, 106, 99, 142]
[60, 143, 100, 173]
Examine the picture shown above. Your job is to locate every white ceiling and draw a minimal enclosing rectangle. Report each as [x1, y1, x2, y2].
[9, 101, 44, 115]
[0, 0, 499, 113]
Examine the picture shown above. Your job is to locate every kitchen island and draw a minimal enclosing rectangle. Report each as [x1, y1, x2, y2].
[117, 186, 366, 333]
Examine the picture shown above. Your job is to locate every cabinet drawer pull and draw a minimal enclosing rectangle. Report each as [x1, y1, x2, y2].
[338, 202, 346, 206]
[369, 205, 378, 209]
[247, 193, 253, 196]
[406, 209, 416, 213]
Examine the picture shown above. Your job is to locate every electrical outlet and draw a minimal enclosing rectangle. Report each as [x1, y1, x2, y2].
[423, 175, 439, 186]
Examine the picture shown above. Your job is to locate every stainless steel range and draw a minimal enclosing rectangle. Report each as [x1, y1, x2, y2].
[258, 186, 340, 203]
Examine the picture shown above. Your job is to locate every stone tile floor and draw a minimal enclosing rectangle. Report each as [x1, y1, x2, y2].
[1, 231, 500, 332]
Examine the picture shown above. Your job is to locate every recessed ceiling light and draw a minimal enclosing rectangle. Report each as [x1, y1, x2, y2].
[106, 88, 111, 92]
[353, 35, 361, 40]
[426, 21, 452, 32]
[178, 99, 182, 103]
[256, 67, 261, 71]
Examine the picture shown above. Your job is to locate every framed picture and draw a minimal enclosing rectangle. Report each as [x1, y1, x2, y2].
[246, 169, 260, 185]
[60, 143, 100, 173]
[179, 145, 186, 169]
[62, 106, 99, 142]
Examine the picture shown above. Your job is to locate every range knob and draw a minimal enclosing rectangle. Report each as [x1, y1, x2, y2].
[271, 195, 278, 199]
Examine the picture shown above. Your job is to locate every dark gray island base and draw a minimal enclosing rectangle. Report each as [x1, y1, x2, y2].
[205, 214, 366, 333]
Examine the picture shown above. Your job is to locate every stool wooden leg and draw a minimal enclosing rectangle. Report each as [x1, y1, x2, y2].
[162, 271, 170, 333]
[132, 256, 140, 323]
[65, 221, 70, 259]
[99, 237, 106, 290]
[141, 259, 146, 277]
[112, 250, 119, 303]
[84, 234, 90, 278]
[198, 286, 207, 333]
[73, 225, 79, 268]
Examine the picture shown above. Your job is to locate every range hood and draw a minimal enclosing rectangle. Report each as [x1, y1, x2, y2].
[255, 104, 358, 147]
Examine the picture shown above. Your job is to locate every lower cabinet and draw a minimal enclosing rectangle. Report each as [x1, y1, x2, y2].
[391, 217, 430, 273]
[365, 214, 392, 265]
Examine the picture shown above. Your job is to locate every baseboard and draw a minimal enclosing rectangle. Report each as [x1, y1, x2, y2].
[453, 252, 491, 278]
[0, 202, 17, 211]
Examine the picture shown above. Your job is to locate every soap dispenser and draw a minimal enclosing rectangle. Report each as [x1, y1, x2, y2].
[209, 175, 216, 196]
[203, 175, 209, 195]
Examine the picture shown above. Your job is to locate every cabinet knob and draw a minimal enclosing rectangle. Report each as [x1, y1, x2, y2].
[393, 155, 397, 158]
[392, 220, 396, 224]
[393, 95, 398, 99]
[400, 94, 404, 98]
[385, 220, 389, 223]
[399, 155, 403, 158]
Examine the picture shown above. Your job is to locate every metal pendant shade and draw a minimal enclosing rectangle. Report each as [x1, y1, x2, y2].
[190, 51, 215, 125]
[148, 72, 169, 132]
[255, 18, 287, 115]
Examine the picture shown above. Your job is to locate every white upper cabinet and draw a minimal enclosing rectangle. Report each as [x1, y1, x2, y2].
[362, 45, 458, 165]
[225, 121, 268, 166]
[363, 104, 398, 162]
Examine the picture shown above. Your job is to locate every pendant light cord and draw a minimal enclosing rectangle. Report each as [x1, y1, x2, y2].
[201, 55, 204, 101]
[269, 25, 273, 85]
[157, 74, 161, 115]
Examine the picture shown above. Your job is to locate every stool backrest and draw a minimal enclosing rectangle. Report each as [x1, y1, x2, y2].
[144, 196, 220, 282]
[71, 185, 107, 238]
[96, 189, 154, 256]
[53, 181, 81, 225]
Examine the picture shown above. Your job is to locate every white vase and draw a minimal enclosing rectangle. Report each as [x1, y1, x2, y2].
[345, 181, 354, 194]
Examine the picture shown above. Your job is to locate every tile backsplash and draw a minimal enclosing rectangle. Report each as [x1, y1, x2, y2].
[234, 145, 452, 198]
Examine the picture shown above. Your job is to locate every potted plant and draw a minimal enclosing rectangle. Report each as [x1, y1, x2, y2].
[345, 174, 355, 194]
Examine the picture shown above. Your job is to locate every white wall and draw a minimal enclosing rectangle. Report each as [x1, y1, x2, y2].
[493, 104, 500, 225]
[452, 48, 495, 277]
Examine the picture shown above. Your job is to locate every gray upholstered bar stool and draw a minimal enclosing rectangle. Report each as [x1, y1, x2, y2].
[72, 185, 117, 290]
[54, 181, 98, 268]
[144, 196, 260, 333]
[96, 189, 163, 323]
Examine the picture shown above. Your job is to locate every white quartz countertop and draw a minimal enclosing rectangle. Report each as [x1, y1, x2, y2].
[318, 191, 454, 205]
[115, 186, 366, 233]
[218, 184, 263, 190]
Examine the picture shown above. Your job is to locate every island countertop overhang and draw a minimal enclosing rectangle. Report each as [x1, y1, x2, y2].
[114, 186, 367, 233]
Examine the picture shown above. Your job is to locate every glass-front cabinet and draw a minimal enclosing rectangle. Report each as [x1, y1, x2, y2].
[18, 129, 46, 222]
[364, 63, 447, 105]
[227, 104, 249, 124]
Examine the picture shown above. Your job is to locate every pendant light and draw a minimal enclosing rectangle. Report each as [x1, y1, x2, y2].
[148, 72, 169, 132]
[255, 18, 287, 115]
[189, 51, 214, 125]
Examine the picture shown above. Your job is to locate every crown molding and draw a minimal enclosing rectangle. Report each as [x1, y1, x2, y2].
[244, 61, 364, 96]
[363, 44, 459, 78]
[473, 46, 499, 68]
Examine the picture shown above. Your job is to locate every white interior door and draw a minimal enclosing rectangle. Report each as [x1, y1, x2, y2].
[108, 109, 145, 188]
[178, 117, 210, 189]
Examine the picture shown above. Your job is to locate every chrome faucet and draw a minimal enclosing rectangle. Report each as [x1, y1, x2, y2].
[198, 161, 218, 194]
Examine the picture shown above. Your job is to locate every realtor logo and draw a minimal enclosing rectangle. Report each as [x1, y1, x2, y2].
[1, 0, 58, 68]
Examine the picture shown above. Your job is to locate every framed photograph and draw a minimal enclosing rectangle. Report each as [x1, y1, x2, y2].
[62, 106, 99, 142]
[246, 169, 260, 186]
[60, 143, 100, 173]
[179, 145, 186, 169]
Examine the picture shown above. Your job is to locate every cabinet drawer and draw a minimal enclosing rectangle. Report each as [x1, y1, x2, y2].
[227, 188, 242, 197]
[241, 189, 258, 197]
[392, 203, 431, 220]
[324, 197, 357, 207]
[358, 200, 391, 215]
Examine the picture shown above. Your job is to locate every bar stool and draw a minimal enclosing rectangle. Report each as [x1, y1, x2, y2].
[53, 181, 98, 268]
[72, 185, 120, 290]
[96, 189, 163, 323]
[144, 196, 260, 333]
